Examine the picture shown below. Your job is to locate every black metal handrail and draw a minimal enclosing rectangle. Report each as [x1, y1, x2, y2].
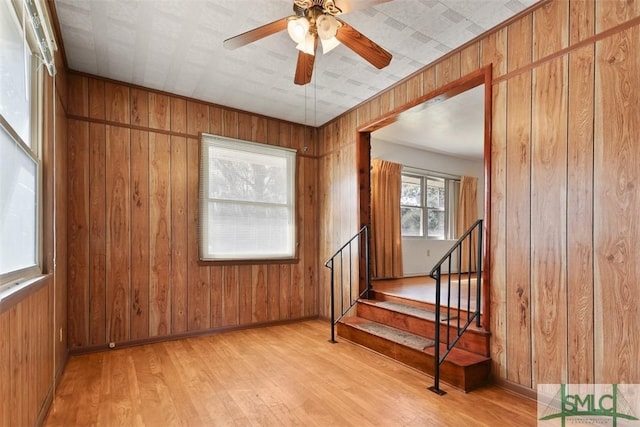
[428, 219, 483, 395]
[324, 225, 370, 343]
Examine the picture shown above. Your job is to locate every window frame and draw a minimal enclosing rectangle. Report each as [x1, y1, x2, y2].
[400, 170, 456, 240]
[198, 133, 297, 263]
[0, 0, 44, 291]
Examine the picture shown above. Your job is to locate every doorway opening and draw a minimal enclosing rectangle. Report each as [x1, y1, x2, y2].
[356, 65, 492, 327]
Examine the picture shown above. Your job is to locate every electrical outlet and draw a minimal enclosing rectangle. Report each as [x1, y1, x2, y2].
[59, 328, 63, 343]
[427, 249, 431, 257]
[108, 342, 116, 349]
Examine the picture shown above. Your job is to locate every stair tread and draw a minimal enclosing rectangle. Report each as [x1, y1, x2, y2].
[360, 299, 455, 321]
[341, 316, 490, 367]
[341, 317, 435, 352]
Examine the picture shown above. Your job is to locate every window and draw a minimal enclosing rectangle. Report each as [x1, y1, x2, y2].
[401, 172, 456, 239]
[0, 0, 43, 288]
[199, 134, 296, 261]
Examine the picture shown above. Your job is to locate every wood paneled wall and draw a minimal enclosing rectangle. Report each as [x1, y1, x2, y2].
[0, 45, 69, 425]
[65, 75, 319, 349]
[318, 0, 640, 389]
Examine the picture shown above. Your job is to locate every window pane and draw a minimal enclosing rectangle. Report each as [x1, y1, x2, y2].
[207, 202, 293, 258]
[200, 135, 296, 260]
[426, 179, 445, 208]
[0, 128, 37, 275]
[401, 206, 423, 237]
[0, 1, 31, 146]
[209, 146, 288, 204]
[401, 175, 421, 206]
[427, 209, 445, 238]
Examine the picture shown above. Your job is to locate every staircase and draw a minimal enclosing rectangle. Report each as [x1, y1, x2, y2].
[326, 221, 490, 393]
[336, 289, 491, 392]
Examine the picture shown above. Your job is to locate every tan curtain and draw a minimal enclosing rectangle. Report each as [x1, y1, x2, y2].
[371, 159, 403, 278]
[457, 176, 479, 272]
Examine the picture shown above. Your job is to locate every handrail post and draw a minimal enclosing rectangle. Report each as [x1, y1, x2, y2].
[476, 220, 483, 328]
[329, 258, 337, 343]
[428, 266, 446, 395]
[364, 226, 370, 299]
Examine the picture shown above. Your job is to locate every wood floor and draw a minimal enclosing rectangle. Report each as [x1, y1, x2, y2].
[373, 275, 479, 311]
[45, 320, 535, 426]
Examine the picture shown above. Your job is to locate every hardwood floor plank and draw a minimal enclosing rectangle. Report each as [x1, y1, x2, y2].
[46, 321, 536, 426]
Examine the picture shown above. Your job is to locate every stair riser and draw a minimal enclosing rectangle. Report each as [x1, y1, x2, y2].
[337, 322, 490, 392]
[357, 303, 490, 357]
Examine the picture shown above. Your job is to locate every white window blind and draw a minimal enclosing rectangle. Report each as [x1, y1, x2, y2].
[199, 134, 296, 261]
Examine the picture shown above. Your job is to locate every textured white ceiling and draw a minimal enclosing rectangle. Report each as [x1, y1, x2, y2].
[373, 84, 484, 159]
[53, 0, 538, 127]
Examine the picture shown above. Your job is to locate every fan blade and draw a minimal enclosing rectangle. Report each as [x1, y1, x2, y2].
[335, 20, 392, 69]
[223, 17, 289, 50]
[294, 46, 316, 85]
[334, 0, 393, 14]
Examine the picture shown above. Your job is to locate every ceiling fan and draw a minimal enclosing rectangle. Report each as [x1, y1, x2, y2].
[223, 0, 393, 85]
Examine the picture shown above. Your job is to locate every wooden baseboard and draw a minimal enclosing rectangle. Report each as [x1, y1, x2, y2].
[68, 316, 320, 355]
[493, 377, 538, 401]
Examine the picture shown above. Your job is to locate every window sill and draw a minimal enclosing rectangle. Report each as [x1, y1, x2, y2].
[0, 274, 51, 314]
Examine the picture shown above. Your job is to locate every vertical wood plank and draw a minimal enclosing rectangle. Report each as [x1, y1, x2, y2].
[89, 123, 106, 345]
[10, 304, 23, 426]
[422, 66, 436, 95]
[221, 266, 239, 327]
[505, 71, 532, 387]
[460, 42, 480, 76]
[171, 136, 188, 333]
[0, 311, 9, 427]
[238, 266, 253, 325]
[505, 11, 533, 387]
[436, 52, 461, 87]
[533, 0, 568, 61]
[130, 130, 150, 339]
[406, 74, 423, 103]
[105, 82, 130, 124]
[149, 132, 172, 336]
[187, 101, 210, 136]
[570, 0, 595, 44]
[482, 27, 507, 79]
[130, 89, 149, 127]
[304, 155, 318, 317]
[210, 266, 223, 328]
[187, 135, 210, 332]
[378, 91, 394, 117]
[267, 265, 280, 322]
[67, 74, 88, 116]
[106, 125, 131, 343]
[567, 44, 595, 384]
[594, 26, 640, 384]
[531, 56, 568, 386]
[393, 82, 408, 109]
[279, 264, 291, 319]
[219, 108, 240, 327]
[171, 98, 187, 134]
[489, 81, 507, 380]
[67, 119, 90, 348]
[251, 266, 268, 323]
[596, 0, 640, 33]
[88, 78, 105, 120]
[149, 93, 171, 131]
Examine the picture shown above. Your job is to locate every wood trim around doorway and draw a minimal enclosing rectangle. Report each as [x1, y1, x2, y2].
[355, 65, 493, 331]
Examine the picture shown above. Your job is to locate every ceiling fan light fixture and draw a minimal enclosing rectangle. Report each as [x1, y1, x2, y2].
[287, 17, 310, 44]
[296, 32, 316, 56]
[316, 14, 338, 40]
[321, 36, 340, 53]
